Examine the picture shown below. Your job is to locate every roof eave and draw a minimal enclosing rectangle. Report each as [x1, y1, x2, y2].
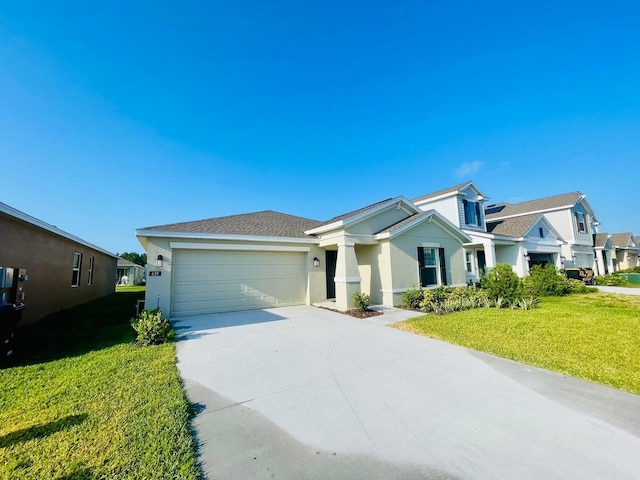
[135, 229, 319, 244]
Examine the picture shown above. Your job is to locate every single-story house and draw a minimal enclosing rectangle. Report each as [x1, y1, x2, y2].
[0, 201, 118, 325]
[117, 258, 145, 285]
[136, 197, 471, 316]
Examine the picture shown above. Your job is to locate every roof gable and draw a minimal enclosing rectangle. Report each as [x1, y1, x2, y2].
[139, 210, 322, 239]
[374, 209, 471, 243]
[305, 197, 420, 236]
[412, 181, 488, 205]
[486, 213, 562, 239]
[594, 233, 613, 249]
[609, 232, 636, 248]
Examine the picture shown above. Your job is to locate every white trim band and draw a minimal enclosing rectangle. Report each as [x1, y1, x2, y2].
[334, 276, 361, 283]
[169, 242, 311, 253]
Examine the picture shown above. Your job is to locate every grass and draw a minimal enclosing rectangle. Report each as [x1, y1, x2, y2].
[393, 292, 640, 395]
[0, 289, 200, 479]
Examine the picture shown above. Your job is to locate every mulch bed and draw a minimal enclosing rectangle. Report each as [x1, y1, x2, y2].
[317, 305, 384, 318]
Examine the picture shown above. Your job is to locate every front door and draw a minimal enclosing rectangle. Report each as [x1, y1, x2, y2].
[325, 250, 337, 299]
[477, 251, 486, 275]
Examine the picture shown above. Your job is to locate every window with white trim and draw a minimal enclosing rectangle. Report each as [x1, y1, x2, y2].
[575, 212, 587, 233]
[417, 247, 448, 287]
[88, 256, 94, 285]
[463, 199, 482, 227]
[71, 252, 82, 287]
[465, 251, 473, 273]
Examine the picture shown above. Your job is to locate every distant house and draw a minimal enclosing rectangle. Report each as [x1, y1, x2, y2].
[485, 191, 599, 272]
[609, 233, 639, 271]
[412, 182, 564, 280]
[117, 258, 145, 285]
[0, 202, 117, 324]
[136, 197, 470, 315]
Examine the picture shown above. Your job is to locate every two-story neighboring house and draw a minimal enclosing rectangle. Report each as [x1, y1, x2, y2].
[412, 182, 564, 281]
[609, 233, 640, 271]
[484, 191, 599, 271]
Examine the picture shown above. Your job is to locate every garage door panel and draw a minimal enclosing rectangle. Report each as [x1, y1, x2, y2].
[170, 250, 307, 316]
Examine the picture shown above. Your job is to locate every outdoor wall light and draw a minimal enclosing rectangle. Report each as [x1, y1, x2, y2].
[523, 254, 531, 261]
[313, 257, 320, 267]
[155, 255, 164, 268]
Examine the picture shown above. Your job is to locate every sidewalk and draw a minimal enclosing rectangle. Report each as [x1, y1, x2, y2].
[595, 285, 640, 296]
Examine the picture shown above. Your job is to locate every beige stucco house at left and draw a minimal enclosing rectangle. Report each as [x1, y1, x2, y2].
[0, 201, 118, 325]
[136, 197, 471, 317]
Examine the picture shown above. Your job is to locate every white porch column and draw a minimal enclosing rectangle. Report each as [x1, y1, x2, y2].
[483, 240, 497, 269]
[334, 241, 361, 311]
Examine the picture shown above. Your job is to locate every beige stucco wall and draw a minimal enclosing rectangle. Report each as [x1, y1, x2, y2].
[387, 221, 466, 306]
[0, 214, 116, 325]
[355, 244, 383, 304]
[140, 236, 325, 316]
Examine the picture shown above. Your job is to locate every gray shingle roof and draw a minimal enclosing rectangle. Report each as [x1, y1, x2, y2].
[141, 210, 322, 238]
[485, 192, 583, 220]
[485, 213, 542, 238]
[594, 233, 610, 248]
[609, 232, 635, 248]
[411, 181, 472, 204]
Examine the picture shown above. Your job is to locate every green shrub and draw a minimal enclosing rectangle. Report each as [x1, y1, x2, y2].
[523, 265, 570, 296]
[595, 274, 631, 286]
[566, 279, 598, 294]
[352, 291, 371, 312]
[131, 308, 175, 346]
[480, 263, 523, 302]
[402, 284, 424, 309]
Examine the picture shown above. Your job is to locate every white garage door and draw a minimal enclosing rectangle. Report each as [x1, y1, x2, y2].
[171, 250, 307, 316]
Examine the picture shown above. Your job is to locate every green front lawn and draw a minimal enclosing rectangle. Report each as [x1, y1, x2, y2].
[0, 289, 200, 479]
[393, 292, 640, 395]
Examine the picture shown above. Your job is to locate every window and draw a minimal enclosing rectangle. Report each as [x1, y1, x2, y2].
[463, 199, 482, 227]
[575, 212, 587, 233]
[71, 252, 82, 287]
[465, 251, 473, 273]
[417, 247, 447, 287]
[539, 227, 544, 238]
[88, 256, 94, 285]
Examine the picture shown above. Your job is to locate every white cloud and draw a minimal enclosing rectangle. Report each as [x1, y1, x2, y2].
[454, 161, 483, 178]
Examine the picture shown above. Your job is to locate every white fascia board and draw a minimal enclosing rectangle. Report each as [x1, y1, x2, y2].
[463, 229, 518, 243]
[304, 197, 420, 235]
[412, 190, 461, 206]
[1, 201, 118, 258]
[135, 229, 319, 245]
[169, 242, 311, 253]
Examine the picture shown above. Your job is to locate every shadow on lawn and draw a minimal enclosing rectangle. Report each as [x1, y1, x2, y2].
[0, 413, 88, 448]
[9, 291, 144, 367]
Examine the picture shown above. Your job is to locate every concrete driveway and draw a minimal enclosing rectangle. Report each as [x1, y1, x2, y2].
[174, 306, 640, 480]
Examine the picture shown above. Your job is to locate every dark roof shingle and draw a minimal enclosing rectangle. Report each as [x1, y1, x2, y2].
[485, 192, 583, 220]
[485, 213, 543, 238]
[141, 210, 322, 238]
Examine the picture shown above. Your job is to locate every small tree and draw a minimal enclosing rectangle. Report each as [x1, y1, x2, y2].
[524, 265, 570, 296]
[480, 263, 522, 303]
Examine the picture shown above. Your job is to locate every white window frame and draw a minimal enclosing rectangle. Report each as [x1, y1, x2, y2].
[465, 250, 474, 273]
[88, 256, 95, 285]
[575, 212, 587, 233]
[71, 252, 82, 287]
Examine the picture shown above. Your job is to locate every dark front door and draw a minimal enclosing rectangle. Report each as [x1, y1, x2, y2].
[477, 251, 486, 275]
[325, 250, 337, 299]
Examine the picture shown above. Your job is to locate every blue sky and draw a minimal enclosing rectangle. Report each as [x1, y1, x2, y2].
[1, 1, 639, 254]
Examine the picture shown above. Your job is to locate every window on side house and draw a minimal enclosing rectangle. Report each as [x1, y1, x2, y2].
[72, 252, 82, 287]
[88, 256, 95, 285]
[463, 199, 482, 227]
[575, 212, 587, 233]
[417, 247, 448, 287]
[539, 227, 544, 238]
[465, 251, 473, 273]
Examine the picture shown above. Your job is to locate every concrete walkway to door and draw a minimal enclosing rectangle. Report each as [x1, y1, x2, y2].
[173, 305, 640, 480]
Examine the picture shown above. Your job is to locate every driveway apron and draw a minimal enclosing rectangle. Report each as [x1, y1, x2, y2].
[174, 305, 640, 480]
